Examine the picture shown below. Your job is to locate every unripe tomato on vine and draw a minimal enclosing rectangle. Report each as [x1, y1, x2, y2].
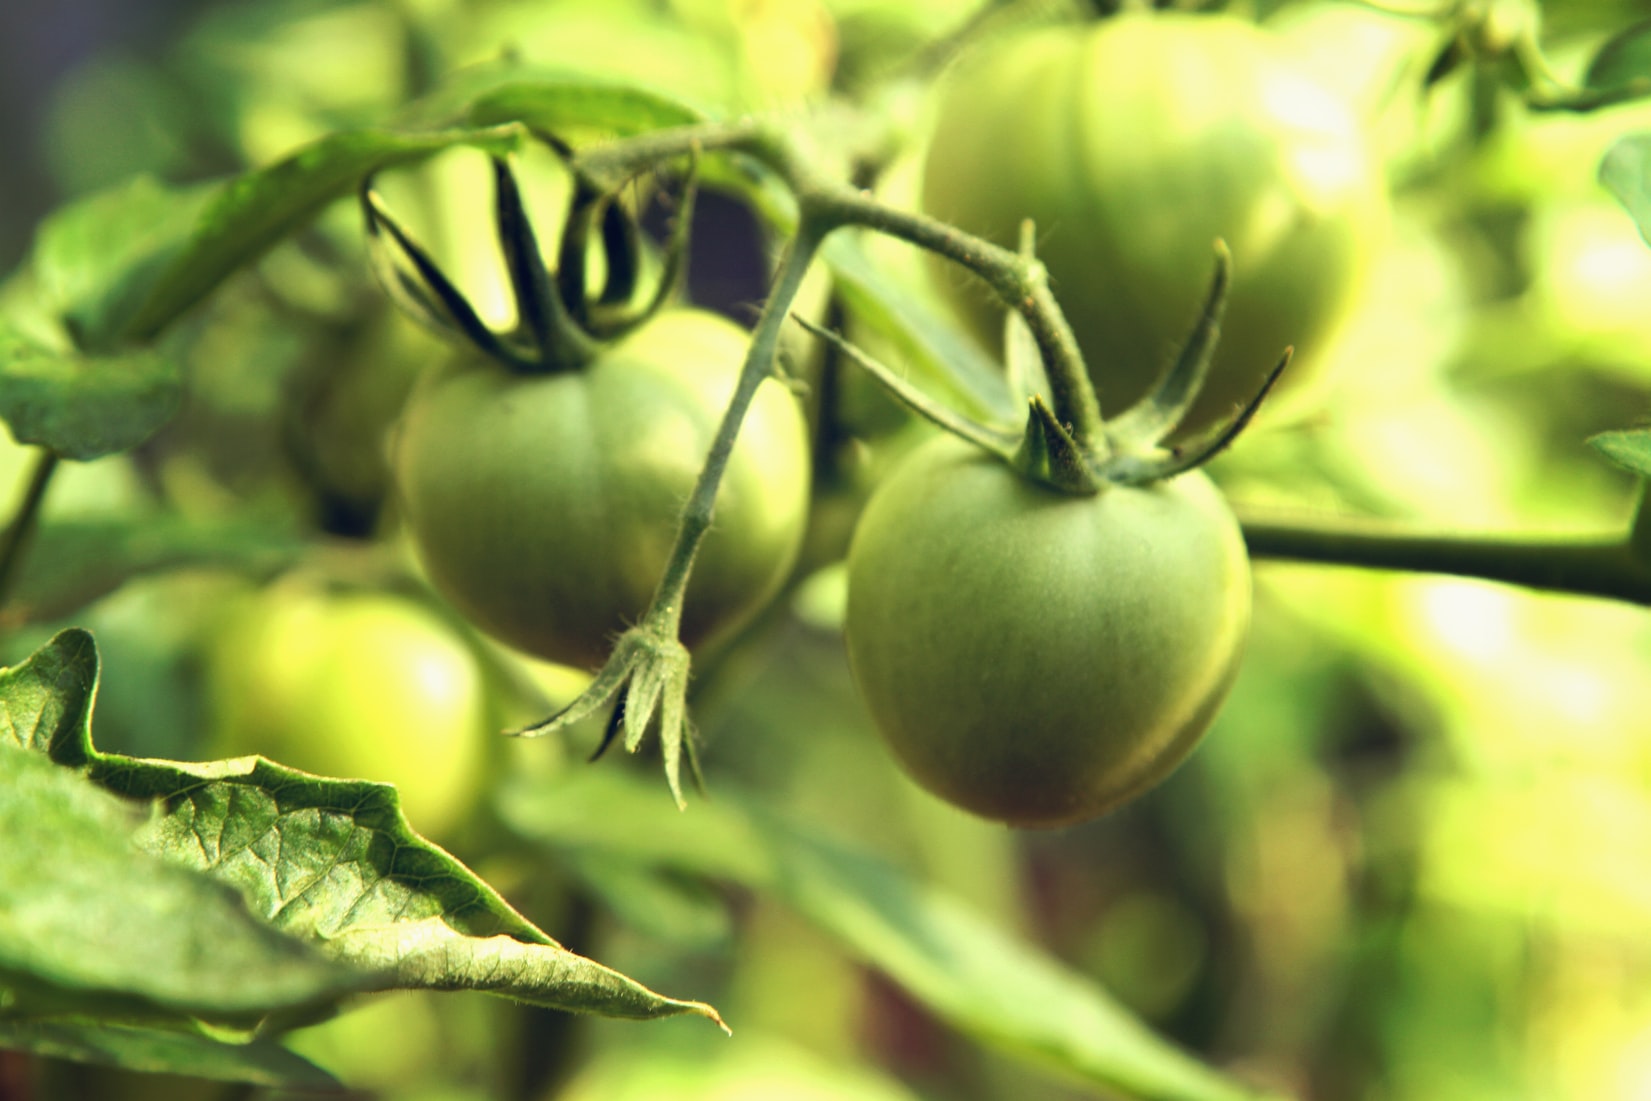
[845, 432, 1250, 829]
[366, 154, 811, 671]
[804, 230, 1269, 829]
[392, 307, 811, 670]
[919, 11, 1387, 436]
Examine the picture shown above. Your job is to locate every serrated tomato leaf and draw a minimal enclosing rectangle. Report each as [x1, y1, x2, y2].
[1589, 428, 1651, 477]
[0, 325, 182, 459]
[0, 744, 367, 1027]
[499, 768, 1277, 1101]
[0, 630, 726, 1038]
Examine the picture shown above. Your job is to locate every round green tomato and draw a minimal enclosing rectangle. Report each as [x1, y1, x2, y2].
[920, 12, 1386, 435]
[391, 308, 811, 670]
[844, 435, 1250, 829]
[206, 584, 490, 839]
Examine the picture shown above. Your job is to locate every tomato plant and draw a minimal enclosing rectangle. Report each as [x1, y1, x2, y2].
[204, 581, 491, 839]
[391, 307, 812, 670]
[8, 3, 1651, 1101]
[844, 434, 1250, 830]
[919, 11, 1387, 434]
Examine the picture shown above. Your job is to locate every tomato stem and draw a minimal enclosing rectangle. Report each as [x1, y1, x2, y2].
[0, 449, 60, 626]
[1625, 482, 1651, 564]
[1239, 511, 1651, 606]
[574, 119, 1109, 450]
[649, 228, 825, 620]
[805, 187, 1107, 453]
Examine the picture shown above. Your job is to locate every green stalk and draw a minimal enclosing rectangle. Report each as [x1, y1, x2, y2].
[806, 188, 1104, 451]
[1627, 481, 1651, 562]
[578, 120, 1106, 450]
[1239, 510, 1651, 606]
[644, 228, 824, 629]
[0, 449, 59, 624]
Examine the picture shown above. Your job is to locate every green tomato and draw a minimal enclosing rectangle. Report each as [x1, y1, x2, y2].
[206, 583, 490, 839]
[391, 308, 811, 670]
[844, 435, 1250, 829]
[920, 12, 1386, 436]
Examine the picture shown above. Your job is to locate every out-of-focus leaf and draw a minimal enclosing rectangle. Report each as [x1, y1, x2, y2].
[2, 630, 726, 1031]
[1599, 134, 1651, 246]
[465, 75, 705, 137]
[499, 768, 1278, 1101]
[1589, 428, 1651, 476]
[0, 326, 181, 459]
[822, 234, 1015, 424]
[0, 743, 366, 1024]
[30, 176, 214, 352]
[123, 124, 524, 341]
[392, 64, 705, 135]
[1584, 19, 1651, 92]
[3, 513, 303, 628]
[0, 1019, 338, 1090]
[566, 853, 734, 952]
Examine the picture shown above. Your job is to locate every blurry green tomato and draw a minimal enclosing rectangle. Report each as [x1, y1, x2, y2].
[206, 583, 490, 839]
[921, 12, 1387, 435]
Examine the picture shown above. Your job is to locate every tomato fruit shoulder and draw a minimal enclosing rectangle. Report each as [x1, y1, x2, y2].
[390, 307, 811, 670]
[920, 11, 1386, 435]
[844, 434, 1251, 828]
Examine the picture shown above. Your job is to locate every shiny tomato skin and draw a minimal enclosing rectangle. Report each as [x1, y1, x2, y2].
[844, 434, 1251, 829]
[920, 12, 1385, 435]
[391, 308, 811, 670]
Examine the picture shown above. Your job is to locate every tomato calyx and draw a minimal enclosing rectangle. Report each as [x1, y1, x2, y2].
[360, 145, 698, 374]
[797, 238, 1291, 496]
[513, 617, 703, 809]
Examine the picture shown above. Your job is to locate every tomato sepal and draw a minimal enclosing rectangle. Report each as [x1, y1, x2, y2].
[1010, 395, 1099, 495]
[512, 621, 700, 808]
[1102, 242, 1231, 453]
[363, 146, 699, 377]
[790, 313, 1023, 460]
[361, 182, 531, 368]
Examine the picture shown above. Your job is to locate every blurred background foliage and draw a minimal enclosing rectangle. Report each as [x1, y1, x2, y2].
[3, 1, 1651, 1100]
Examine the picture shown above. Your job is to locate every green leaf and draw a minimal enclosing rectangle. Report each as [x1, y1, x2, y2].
[1584, 19, 1651, 93]
[1, 630, 726, 1031]
[30, 176, 214, 352]
[1589, 428, 1651, 477]
[0, 1019, 338, 1091]
[393, 64, 706, 136]
[822, 234, 1016, 425]
[499, 769, 1278, 1101]
[0, 325, 182, 459]
[3, 513, 302, 628]
[122, 124, 525, 341]
[466, 76, 705, 137]
[0, 743, 366, 1023]
[1600, 134, 1651, 247]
